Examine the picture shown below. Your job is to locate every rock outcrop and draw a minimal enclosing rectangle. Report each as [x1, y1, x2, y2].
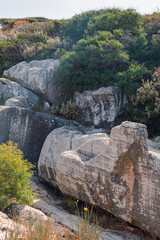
[0, 106, 101, 164]
[74, 86, 127, 129]
[0, 78, 39, 109]
[38, 121, 160, 237]
[3, 59, 73, 105]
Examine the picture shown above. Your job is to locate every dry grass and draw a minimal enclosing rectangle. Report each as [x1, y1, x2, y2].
[4, 210, 101, 240]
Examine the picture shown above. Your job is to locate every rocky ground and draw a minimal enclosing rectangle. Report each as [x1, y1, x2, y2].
[0, 175, 143, 240]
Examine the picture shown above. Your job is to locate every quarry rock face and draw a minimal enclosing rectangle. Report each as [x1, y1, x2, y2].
[0, 106, 85, 164]
[3, 59, 73, 105]
[38, 121, 160, 237]
[74, 86, 127, 129]
[0, 78, 39, 109]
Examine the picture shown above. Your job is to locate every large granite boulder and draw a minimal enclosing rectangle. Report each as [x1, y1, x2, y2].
[38, 121, 160, 237]
[74, 86, 127, 129]
[0, 78, 39, 109]
[3, 59, 73, 105]
[0, 106, 102, 164]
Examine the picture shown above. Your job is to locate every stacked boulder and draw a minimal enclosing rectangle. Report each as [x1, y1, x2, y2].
[3, 59, 73, 106]
[2, 59, 127, 129]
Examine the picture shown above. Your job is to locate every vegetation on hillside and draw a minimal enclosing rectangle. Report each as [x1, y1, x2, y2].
[1, 9, 160, 135]
[1, 9, 160, 79]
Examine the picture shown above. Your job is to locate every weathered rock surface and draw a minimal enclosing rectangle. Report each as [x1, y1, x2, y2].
[30, 176, 141, 240]
[38, 121, 160, 237]
[0, 78, 39, 109]
[0, 211, 24, 240]
[74, 86, 127, 129]
[148, 136, 160, 151]
[0, 106, 103, 164]
[4, 96, 32, 109]
[11, 204, 48, 221]
[3, 59, 73, 104]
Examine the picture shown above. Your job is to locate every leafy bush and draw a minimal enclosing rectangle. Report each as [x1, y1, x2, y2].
[55, 32, 130, 92]
[116, 62, 150, 94]
[0, 141, 35, 210]
[86, 9, 143, 36]
[63, 10, 100, 43]
[121, 68, 160, 136]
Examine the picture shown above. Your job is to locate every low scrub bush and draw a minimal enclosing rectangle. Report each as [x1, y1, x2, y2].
[0, 141, 36, 210]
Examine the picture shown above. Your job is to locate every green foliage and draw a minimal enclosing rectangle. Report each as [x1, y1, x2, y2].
[143, 12, 160, 36]
[50, 99, 78, 120]
[1, 9, 160, 84]
[0, 141, 36, 210]
[86, 9, 143, 36]
[0, 38, 24, 75]
[122, 70, 160, 136]
[133, 78, 160, 119]
[0, 17, 70, 75]
[53, 9, 159, 95]
[63, 10, 100, 43]
[55, 32, 130, 92]
[116, 62, 151, 94]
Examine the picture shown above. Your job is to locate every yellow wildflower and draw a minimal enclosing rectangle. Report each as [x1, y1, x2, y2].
[84, 207, 88, 211]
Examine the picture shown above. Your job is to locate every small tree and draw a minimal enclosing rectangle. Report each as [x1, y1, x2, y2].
[0, 141, 36, 210]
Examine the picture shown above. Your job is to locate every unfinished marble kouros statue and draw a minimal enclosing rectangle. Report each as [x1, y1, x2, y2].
[38, 121, 160, 238]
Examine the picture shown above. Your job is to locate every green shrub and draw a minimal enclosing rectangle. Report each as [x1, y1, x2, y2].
[116, 62, 150, 94]
[55, 32, 130, 92]
[121, 70, 160, 136]
[86, 9, 143, 36]
[63, 10, 100, 43]
[0, 141, 36, 210]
